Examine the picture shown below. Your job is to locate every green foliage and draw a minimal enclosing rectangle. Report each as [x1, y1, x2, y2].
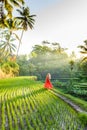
[1, 61, 19, 76]
[70, 55, 87, 81]
[0, 0, 25, 20]
[55, 76, 87, 100]
[1, 62, 11, 74]
[0, 29, 17, 60]
[17, 55, 30, 75]
[69, 60, 75, 71]
[78, 40, 87, 61]
[69, 82, 87, 100]
[78, 112, 87, 126]
[26, 42, 71, 79]
[52, 80, 67, 87]
[16, 41, 87, 84]
[80, 60, 87, 76]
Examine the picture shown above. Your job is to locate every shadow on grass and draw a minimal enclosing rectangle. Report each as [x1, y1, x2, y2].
[2, 88, 47, 103]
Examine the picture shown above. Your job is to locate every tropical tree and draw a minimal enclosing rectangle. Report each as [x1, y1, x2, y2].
[0, 0, 24, 19]
[4, 18, 21, 30]
[3, 18, 21, 42]
[0, 30, 17, 58]
[0, 18, 21, 60]
[42, 41, 67, 54]
[69, 60, 74, 71]
[1, 61, 19, 76]
[15, 6, 36, 56]
[28, 42, 69, 79]
[78, 40, 87, 61]
[32, 44, 52, 55]
[52, 42, 66, 54]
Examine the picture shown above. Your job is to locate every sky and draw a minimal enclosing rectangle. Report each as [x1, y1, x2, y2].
[17, 0, 87, 57]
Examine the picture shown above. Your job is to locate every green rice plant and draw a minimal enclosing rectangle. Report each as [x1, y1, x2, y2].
[25, 97, 32, 113]
[12, 101, 24, 130]
[24, 115, 31, 129]
[6, 103, 13, 130]
[17, 110, 24, 129]
[16, 99, 24, 115]
[1, 103, 5, 130]
[9, 102, 18, 130]
[29, 97, 35, 111]
[31, 116, 38, 128]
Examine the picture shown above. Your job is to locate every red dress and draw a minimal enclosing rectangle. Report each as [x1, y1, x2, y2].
[44, 74, 53, 89]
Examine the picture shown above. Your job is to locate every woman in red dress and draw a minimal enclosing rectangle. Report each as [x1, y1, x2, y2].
[44, 73, 53, 89]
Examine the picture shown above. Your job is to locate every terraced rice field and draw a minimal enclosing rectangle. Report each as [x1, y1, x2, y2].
[0, 77, 85, 130]
[72, 83, 87, 100]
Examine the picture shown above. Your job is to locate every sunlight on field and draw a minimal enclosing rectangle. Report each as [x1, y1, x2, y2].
[0, 77, 85, 130]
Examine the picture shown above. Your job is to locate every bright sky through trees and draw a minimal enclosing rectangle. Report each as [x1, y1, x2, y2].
[16, 0, 87, 58]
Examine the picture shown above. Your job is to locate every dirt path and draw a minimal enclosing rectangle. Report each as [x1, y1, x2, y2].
[49, 89, 87, 114]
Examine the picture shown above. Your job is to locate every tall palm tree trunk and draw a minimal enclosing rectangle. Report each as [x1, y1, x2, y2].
[17, 30, 24, 56]
[0, 1, 4, 19]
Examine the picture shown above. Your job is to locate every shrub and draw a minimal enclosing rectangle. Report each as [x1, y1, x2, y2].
[1, 61, 19, 78]
[78, 112, 87, 126]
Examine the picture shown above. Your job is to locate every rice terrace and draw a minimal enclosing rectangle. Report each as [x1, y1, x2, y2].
[0, 76, 87, 130]
[0, 0, 87, 130]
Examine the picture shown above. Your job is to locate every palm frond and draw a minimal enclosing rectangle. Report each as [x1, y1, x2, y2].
[15, 16, 24, 20]
[29, 15, 36, 18]
[10, 0, 24, 7]
[78, 45, 87, 52]
[16, 9, 23, 16]
[78, 45, 85, 49]
[10, 0, 20, 7]
[13, 32, 22, 43]
[84, 40, 87, 45]
[17, 0, 25, 4]
[81, 57, 87, 62]
[5, 0, 13, 18]
[10, 38, 16, 41]
[80, 51, 87, 54]
[27, 21, 34, 29]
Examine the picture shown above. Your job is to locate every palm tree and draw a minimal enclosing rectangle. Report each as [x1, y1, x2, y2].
[1, 17, 21, 44]
[0, 0, 24, 31]
[69, 60, 74, 71]
[0, 0, 24, 19]
[16, 6, 36, 56]
[0, 30, 17, 57]
[0, 18, 21, 60]
[78, 40, 87, 61]
[52, 42, 67, 54]
[0, 1, 4, 18]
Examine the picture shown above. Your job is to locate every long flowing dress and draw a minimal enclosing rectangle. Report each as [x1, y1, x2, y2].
[44, 74, 53, 89]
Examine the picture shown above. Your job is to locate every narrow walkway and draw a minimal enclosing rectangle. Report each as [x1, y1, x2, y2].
[49, 89, 87, 114]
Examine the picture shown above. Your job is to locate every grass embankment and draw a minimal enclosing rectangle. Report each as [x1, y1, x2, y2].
[0, 76, 86, 129]
[54, 87, 87, 112]
[53, 87, 87, 126]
